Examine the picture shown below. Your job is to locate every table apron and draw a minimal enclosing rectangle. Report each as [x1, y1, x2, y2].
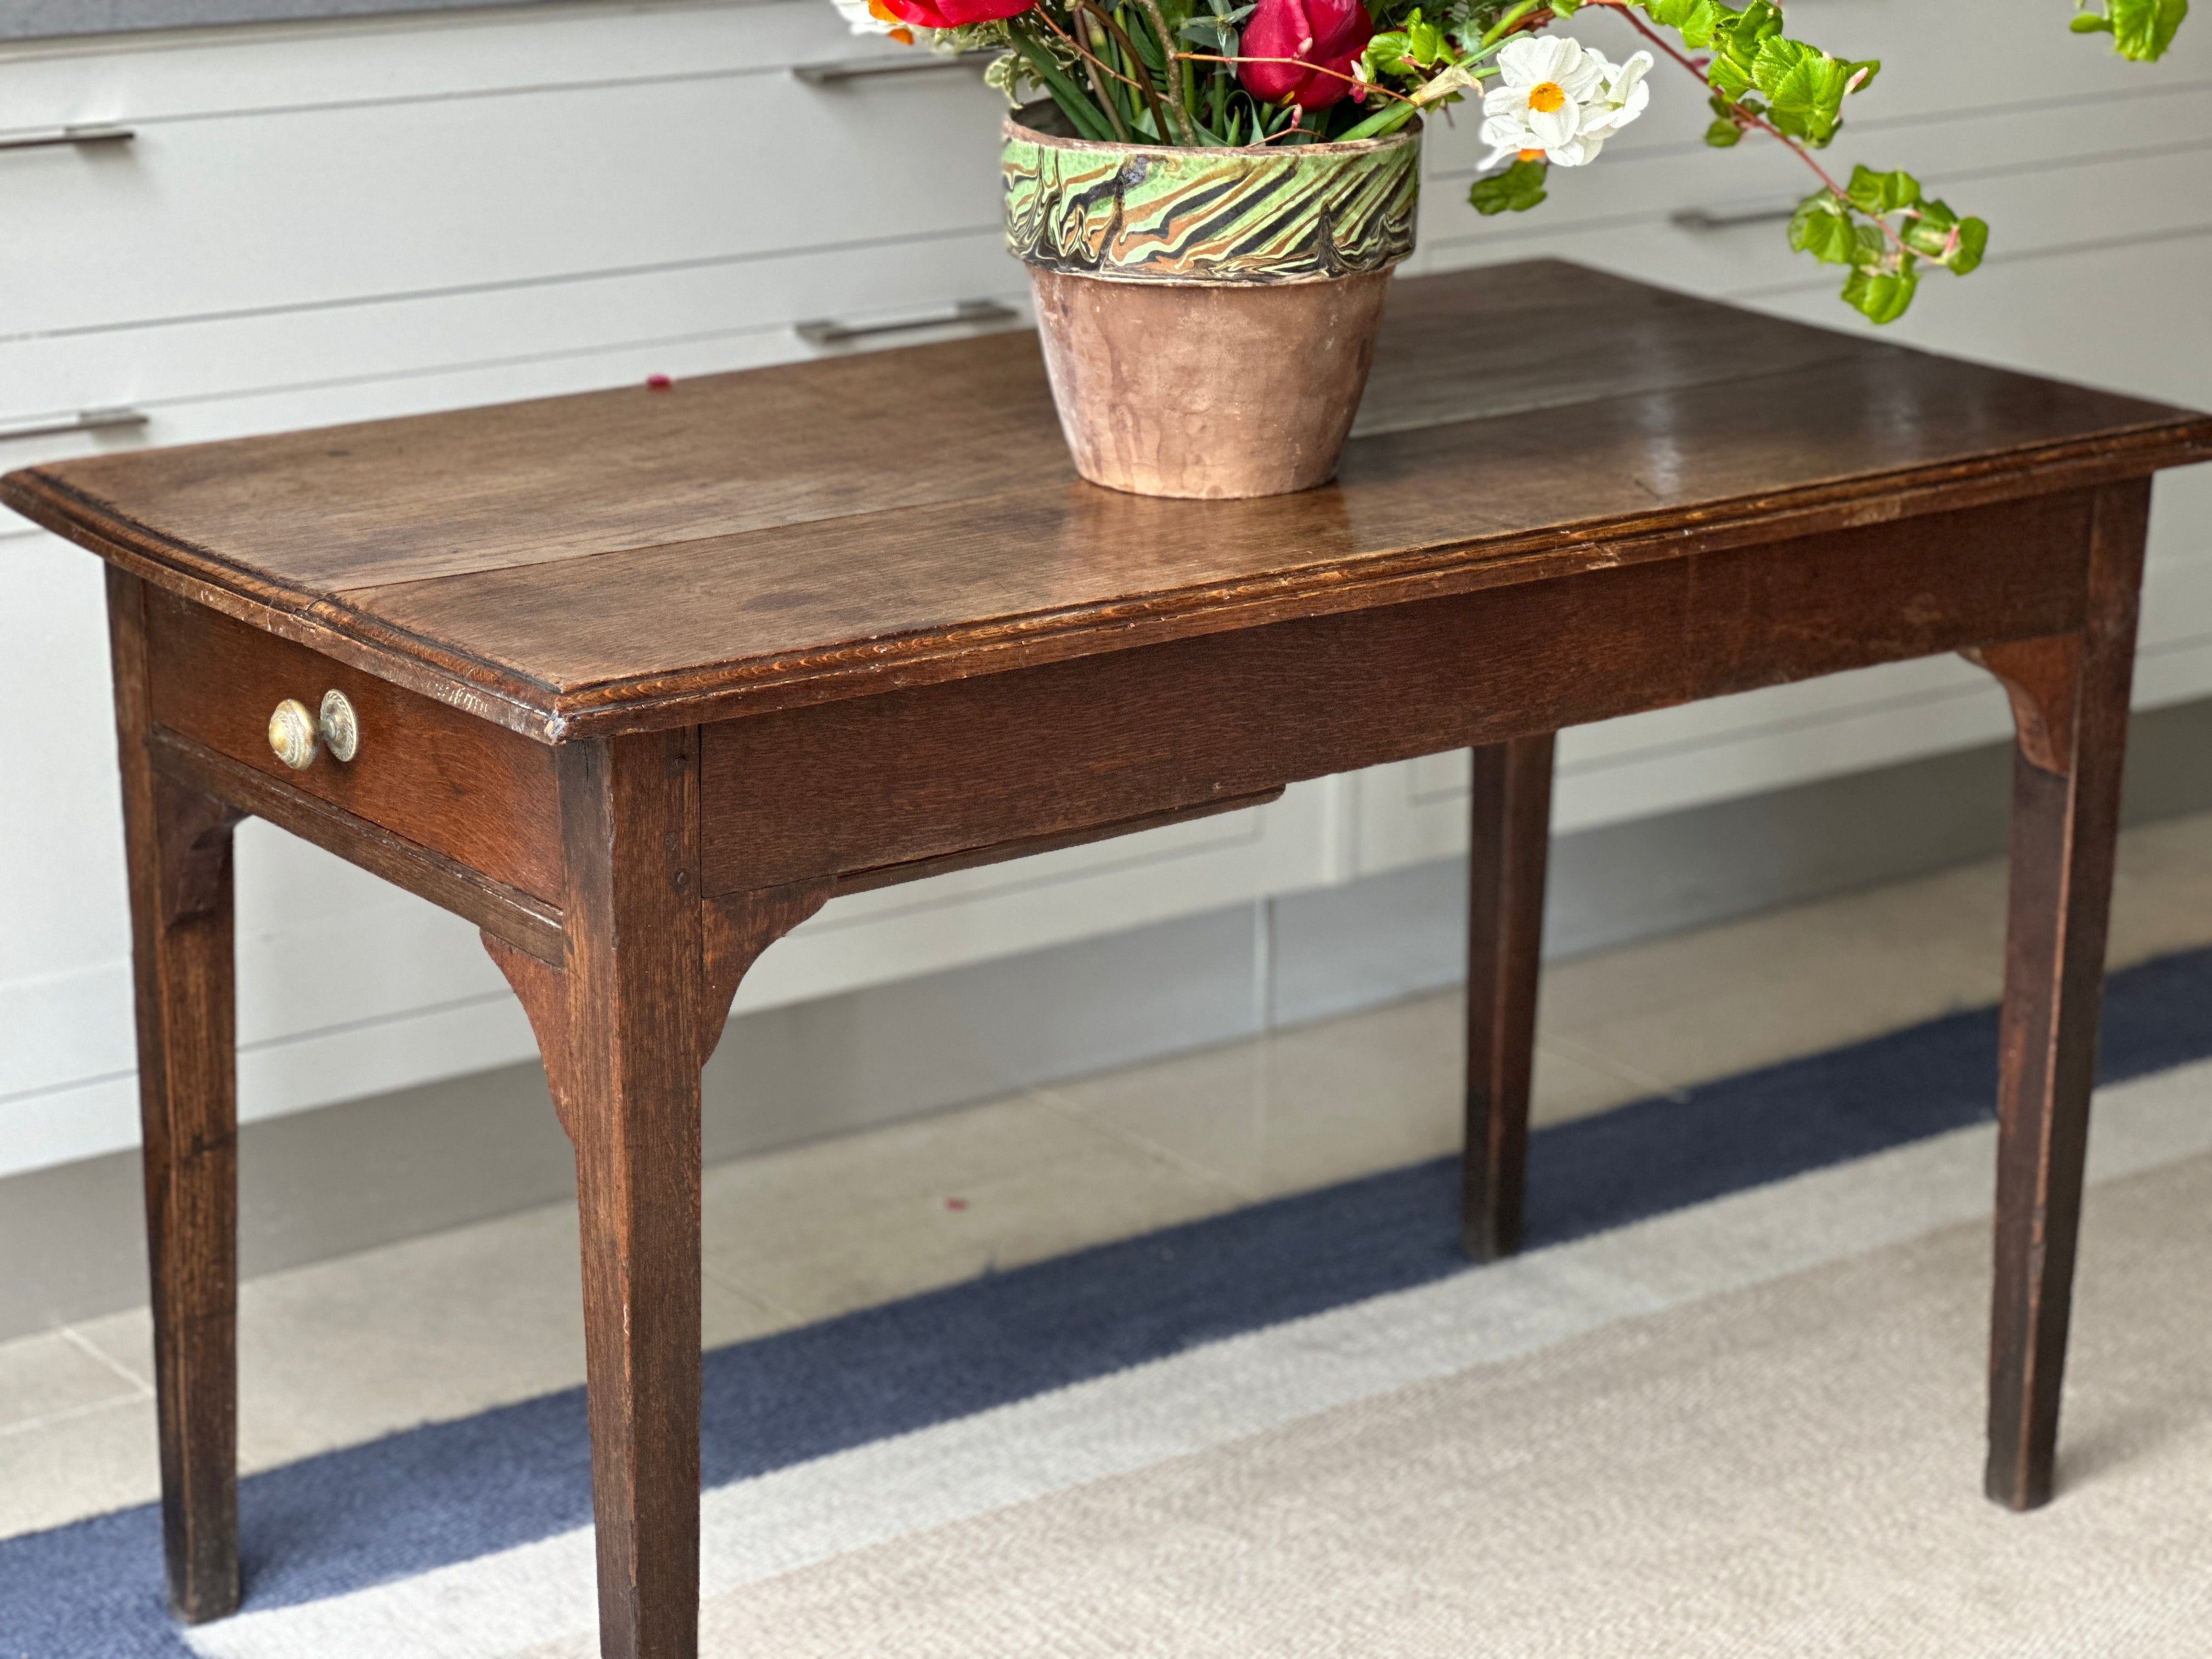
[140, 584, 564, 904]
[701, 490, 2097, 896]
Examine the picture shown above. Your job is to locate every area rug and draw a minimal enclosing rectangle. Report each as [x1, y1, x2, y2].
[8, 947, 2212, 1657]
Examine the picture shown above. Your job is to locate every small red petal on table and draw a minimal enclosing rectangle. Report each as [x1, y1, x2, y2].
[944, 1197, 969, 1211]
[645, 374, 673, 391]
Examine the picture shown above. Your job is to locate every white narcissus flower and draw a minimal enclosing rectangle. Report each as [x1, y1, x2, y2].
[1479, 36, 1655, 170]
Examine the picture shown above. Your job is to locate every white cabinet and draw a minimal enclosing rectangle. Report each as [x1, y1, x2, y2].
[3, 0, 2207, 1178]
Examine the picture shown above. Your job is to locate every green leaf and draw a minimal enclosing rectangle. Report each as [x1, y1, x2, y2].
[1787, 194, 1858, 264]
[1711, 0, 1784, 76]
[1469, 158, 1550, 216]
[1723, 1, 1784, 44]
[2106, 0, 2189, 60]
[2071, 10, 2115, 30]
[1642, 0, 1724, 46]
[1844, 162, 1921, 215]
[1899, 199, 1957, 257]
[1704, 117, 1743, 146]
[1364, 28, 1415, 76]
[1950, 216, 1990, 276]
[1756, 40, 1851, 144]
[1707, 53, 1753, 100]
[1902, 202, 1988, 275]
[1842, 262, 1919, 325]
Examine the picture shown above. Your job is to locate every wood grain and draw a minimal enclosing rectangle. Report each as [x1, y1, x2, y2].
[699, 884, 834, 1069]
[50, 263, 2212, 1658]
[1463, 735, 1554, 1263]
[1984, 479, 2149, 1512]
[146, 727, 565, 966]
[108, 569, 243, 1624]
[144, 588, 562, 899]
[481, 932, 577, 1142]
[698, 494, 2091, 894]
[9, 262, 2207, 741]
[315, 347, 2212, 734]
[1965, 635, 2084, 776]
[560, 731, 707, 1659]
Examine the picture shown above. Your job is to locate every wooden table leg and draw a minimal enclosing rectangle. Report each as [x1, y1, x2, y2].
[1970, 480, 2149, 1511]
[486, 733, 829, 1659]
[1464, 733, 1555, 1262]
[559, 730, 709, 1659]
[108, 569, 245, 1622]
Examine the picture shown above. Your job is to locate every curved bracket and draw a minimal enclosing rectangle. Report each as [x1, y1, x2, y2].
[700, 881, 833, 1068]
[482, 932, 578, 1142]
[481, 879, 832, 1143]
[1963, 636, 2081, 777]
[154, 775, 245, 923]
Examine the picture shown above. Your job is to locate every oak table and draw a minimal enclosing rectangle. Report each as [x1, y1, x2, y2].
[9, 261, 2211, 1657]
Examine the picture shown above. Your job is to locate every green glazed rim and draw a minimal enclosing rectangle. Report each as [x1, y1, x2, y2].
[1002, 116, 1420, 285]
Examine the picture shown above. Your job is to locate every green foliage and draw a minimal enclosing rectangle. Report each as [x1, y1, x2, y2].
[1783, 167, 1986, 324]
[1176, 0, 1251, 56]
[1786, 194, 1858, 264]
[1469, 158, 1549, 215]
[1365, 8, 1454, 80]
[1633, 0, 1874, 148]
[979, 0, 2182, 327]
[1841, 264, 1918, 326]
[1843, 163, 1920, 215]
[1641, 0, 1726, 48]
[2073, 0, 2189, 60]
[1700, 0, 1784, 102]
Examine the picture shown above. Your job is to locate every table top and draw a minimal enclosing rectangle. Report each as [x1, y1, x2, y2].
[8, 260, 2209, 742]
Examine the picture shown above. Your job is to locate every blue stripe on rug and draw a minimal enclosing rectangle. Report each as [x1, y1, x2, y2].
[9, 942, 2212, 1657]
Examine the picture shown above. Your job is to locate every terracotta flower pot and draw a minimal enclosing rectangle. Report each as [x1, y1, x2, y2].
[1003, 113, 1419, 499]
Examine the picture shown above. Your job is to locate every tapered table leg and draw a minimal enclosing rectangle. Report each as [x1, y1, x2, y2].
[108, 569, 244, 1622]
[561, 731, 707, 1659]
[1973, 480, 2149, 1511]
[1464, 733, 1555, 1262]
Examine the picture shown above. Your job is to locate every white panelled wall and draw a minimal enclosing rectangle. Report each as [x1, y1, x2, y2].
[3, 0, 2208, 1180]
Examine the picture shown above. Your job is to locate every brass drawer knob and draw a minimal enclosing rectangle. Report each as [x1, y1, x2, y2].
[319, 689, 360, 762]
[267, 690, 360, 770]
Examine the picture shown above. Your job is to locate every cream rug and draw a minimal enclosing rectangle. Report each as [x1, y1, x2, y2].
[662, 1147, 2212, 1657]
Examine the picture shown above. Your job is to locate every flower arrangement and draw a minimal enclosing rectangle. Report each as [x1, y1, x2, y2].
[834, 0, 2190, 324]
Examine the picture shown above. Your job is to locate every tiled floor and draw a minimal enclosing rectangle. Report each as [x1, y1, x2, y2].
[9, 809, 2212, 1541]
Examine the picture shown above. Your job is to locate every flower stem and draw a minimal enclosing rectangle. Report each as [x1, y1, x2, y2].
[1334, 97, 1423, 142]
[1084, 44, 1135, 139]
[1133, 0, 1200, 141]
[1080, 0, 1177, 142]
[1582, 0, 1915, 259]
[1481, 0, 1554, 48]
[1010, 24, 1116, 141]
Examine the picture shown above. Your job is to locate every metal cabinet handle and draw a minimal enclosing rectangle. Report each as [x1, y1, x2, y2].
[0, 125, 134, 153]
[791, 53, 993, 84]
[268, 690, 360, 771]
[796, 299, 1019, 348]
[1671, 200, 1802, 232]
[0, 408, 149, 443]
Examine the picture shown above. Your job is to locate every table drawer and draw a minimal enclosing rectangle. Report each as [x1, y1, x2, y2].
[142, 587, 562, 902]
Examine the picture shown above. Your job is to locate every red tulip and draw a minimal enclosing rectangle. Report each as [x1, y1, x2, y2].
[878, 0, 1035, 27]
[1239, 0, 1375, 110]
